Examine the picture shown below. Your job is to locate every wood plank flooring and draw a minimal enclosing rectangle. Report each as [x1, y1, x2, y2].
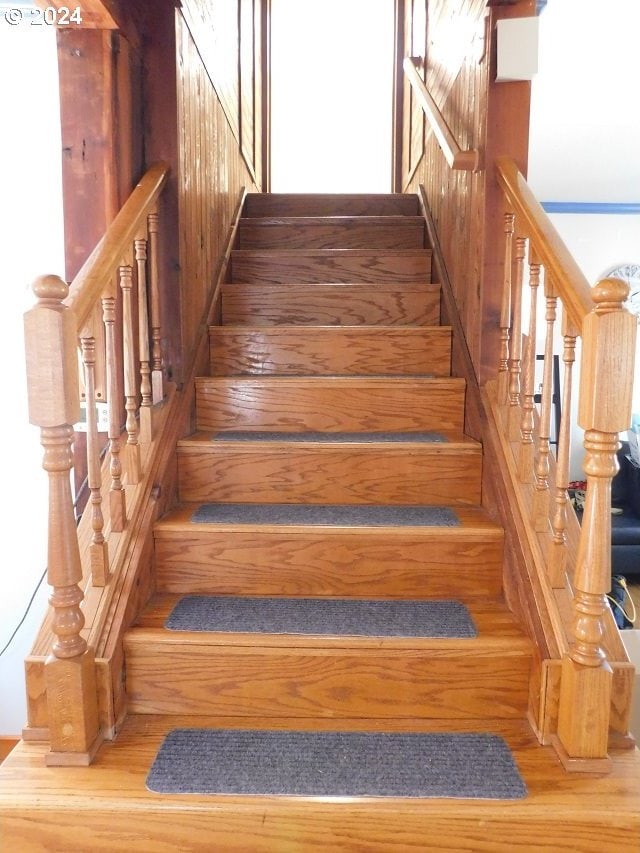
[2, 716, 638, 852]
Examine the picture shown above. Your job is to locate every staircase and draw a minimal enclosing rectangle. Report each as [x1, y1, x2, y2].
[3, 193, 639, 851]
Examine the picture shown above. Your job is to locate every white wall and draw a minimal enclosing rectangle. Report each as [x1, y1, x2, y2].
[0, 23, 64, 735]
[270, 0, 394, 192]
[528, 0, 640, 476]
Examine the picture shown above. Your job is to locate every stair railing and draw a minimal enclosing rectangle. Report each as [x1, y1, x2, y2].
[23, 162, 170, 765]
[493, 156, 636, 770]
[403, 56, 480, 172]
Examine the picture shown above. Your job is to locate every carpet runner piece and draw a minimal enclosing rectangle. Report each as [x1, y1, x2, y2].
[165, 595, 477, 638]
[210, 430, 447, 442]
[191, 503, 460, 526]
[146, 729, 527, 799]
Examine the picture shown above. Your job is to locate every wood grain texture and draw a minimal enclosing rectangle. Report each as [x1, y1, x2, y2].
[177, 13, 258, 362]
[3, 716, 639, 853]
[209, 326, 452, 376]
[243, 193, 420, 217]
[229, 249, 432, 284]
[195, 377, 466, 433]
[124, 632, 530, 719]
[237, 216, 426, 249]
[221, 282, 442, 326]
[153, 505, 504, 599]
[176, 434, 481, 505]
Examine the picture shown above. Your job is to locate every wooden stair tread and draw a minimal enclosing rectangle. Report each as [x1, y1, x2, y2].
[153, 501, 504, 599]
[243, 191, 420, 217]
[3, 717, 638, 852]
[237, 216, 426, 250]
[178, 429, 480, 448]
[132, 594, 531, 647]
[155, 503, 501, 536]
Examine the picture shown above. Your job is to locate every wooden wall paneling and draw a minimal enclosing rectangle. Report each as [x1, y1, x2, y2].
[240, 0, 257, 180]
[404, 0, 490, 380]
[180, 0, 241, 141]
[176, 12, 257, 361]
[136, 1, 181, 384]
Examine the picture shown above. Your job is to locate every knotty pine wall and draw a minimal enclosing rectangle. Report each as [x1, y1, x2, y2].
[401, 0, 534, 383]
[176, 2, 261, 361]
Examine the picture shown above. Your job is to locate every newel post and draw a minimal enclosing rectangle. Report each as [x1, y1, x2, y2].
[24, 275, 101, 766]
[554, 278, 636, 771]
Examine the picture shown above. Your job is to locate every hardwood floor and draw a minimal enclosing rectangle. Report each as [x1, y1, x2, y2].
[1, 716, 638, 852]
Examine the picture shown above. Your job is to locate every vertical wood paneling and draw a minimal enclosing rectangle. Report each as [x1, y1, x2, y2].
[177, 14, 258, 357]
[402, 1, 487, 376]
[401, 1, 533, 383]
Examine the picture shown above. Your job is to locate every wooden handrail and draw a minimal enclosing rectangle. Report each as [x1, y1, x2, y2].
[490, 156, 637, 771]
[23, 161, 171, 764]
[67, 162, 170, 331]
[403, 57, 479, 172]
[496, 157, 593, 330]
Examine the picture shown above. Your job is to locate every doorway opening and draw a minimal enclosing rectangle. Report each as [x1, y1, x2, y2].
[269, 0, 395, 193]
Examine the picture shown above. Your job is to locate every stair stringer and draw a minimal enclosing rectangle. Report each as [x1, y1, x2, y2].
[417, 185, 636, 751]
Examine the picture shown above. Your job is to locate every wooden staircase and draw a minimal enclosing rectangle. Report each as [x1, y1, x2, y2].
[2, 192, 639, 851]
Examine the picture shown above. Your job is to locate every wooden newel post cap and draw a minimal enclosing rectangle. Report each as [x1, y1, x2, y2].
[24, 274, 80, 428]
[592, 277, 629, 313]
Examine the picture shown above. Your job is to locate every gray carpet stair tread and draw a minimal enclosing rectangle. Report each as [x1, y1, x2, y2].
[146, 729, 527, 799]
[165, 595, 477, 638]
[191, 503, 460, 526]
[210, 430, 447, 443]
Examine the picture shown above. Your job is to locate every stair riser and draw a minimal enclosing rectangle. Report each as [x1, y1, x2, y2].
[209, 327, 452, 376]
[4, 806, 636, 853]
[195, 379, 466, 433]
[177, 446, 481, 505]
[221, 283, 441, 326]
[230, 251, 432, 284]
[243, 193, 420, 217]
[125, 642, 529, 719]
[154, 530, 504, 599]
[237, 219, 425, 250]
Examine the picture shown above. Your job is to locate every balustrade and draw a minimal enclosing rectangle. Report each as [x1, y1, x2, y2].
[23, 164, 169, 762]
[495, 157, 636, 769]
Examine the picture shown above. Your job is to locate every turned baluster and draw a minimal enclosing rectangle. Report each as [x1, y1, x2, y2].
[518, 255, 540, 482]
[548, 321, 577, 587]
[135, 235, 153, 444]
[498, 212, 515, 406]
[555, 279, 636, 769]
[101, 291, 126, 531]
[80, 333, 109, 585]
[507, 237, 526, 439]
[148, 210, 164, 403]
[24, 275, 100, 764]
[119, 263, 142, 483]
[532, 279, 558, 532]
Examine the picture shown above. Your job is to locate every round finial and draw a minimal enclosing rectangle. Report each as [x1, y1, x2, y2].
[592, 277, 629, 313]
[32, 274, 69, 303]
